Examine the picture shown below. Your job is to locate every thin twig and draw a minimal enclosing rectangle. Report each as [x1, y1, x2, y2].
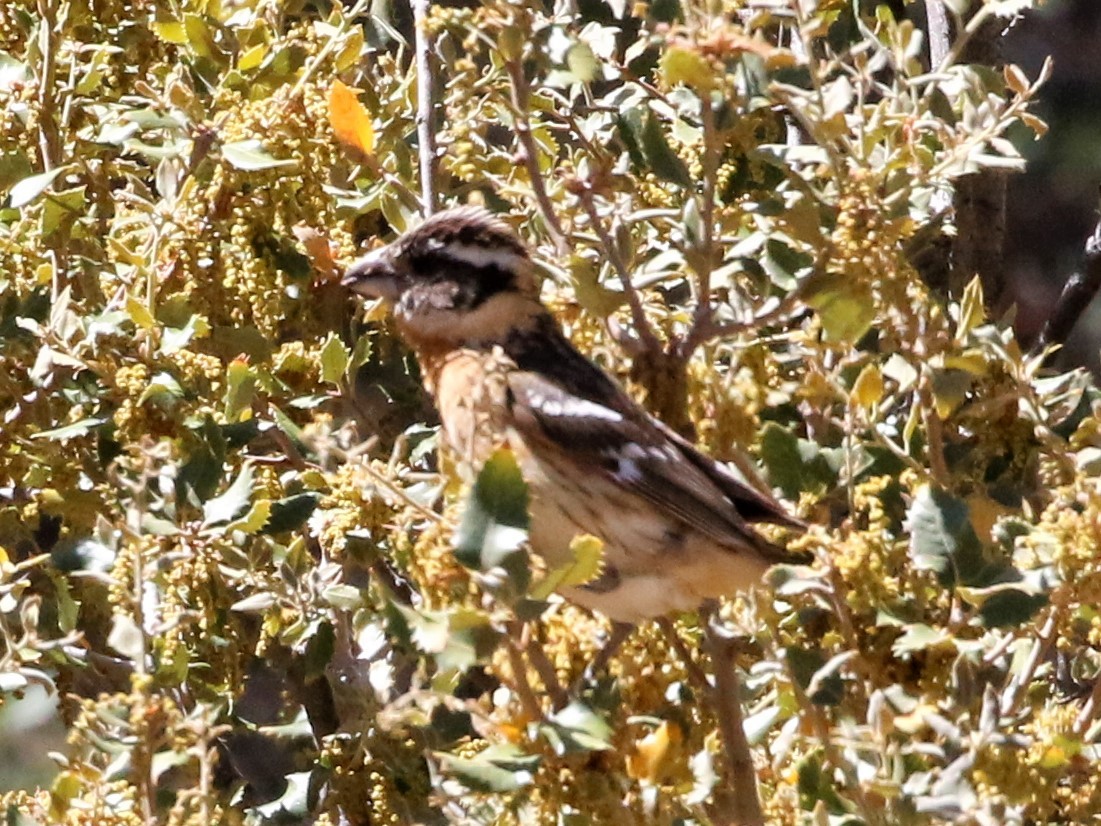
[656, 617, 710, 695]
[522, 623, 569, 711]
[1001, 610, 1058, 718]
[577, 189, 661, 355]
[504, 58, 567, 253]
[919, 368, 950, 486]
[1074, 662, 1101, 739]
[505, 622, 544, 721]
[569, 622, 633, 698]
[680, 91, 720, 359]
[36, 0, 61, 173]
[286, 0, 372, 107]
[412, 0, 437, 215]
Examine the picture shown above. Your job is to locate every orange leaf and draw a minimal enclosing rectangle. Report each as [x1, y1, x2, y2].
[328, 79, 375, 159]
[292, 224, 337, 283]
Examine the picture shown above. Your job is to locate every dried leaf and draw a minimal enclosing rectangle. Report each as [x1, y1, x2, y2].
[328, 79, 376, 160]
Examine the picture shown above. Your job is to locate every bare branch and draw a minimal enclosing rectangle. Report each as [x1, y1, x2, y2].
[577, 189, 662, 355]
[703, 604, 764, 826]
[926, 0, 953, 69]
[412, 0, 437, 215]
[504, 58, 567, 254]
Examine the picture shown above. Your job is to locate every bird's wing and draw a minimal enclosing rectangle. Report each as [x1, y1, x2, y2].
[506, 369, 802, 563]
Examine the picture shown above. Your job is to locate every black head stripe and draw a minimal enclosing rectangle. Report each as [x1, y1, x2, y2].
[404, 249, 517, 309]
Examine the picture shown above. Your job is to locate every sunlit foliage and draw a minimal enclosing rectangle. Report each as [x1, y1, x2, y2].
[3, 0, 1099, 824]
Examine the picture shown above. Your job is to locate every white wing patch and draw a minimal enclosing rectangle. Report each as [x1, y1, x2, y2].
[529, 392, 624, 422]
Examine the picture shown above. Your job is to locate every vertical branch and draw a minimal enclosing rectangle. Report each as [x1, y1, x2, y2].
[412, 0, 437, 215]
[926, 0, 953, 70]
[36, 0, 65, 301]
[681, 91, 720, 358]
[36, 0, 61, 173]
[703, 604, 765, 826]
[925, 2, 1009, 301]
[919, 369, 950, 485]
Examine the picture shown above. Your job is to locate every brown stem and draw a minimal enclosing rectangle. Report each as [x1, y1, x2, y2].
[505, 623, 544, 721]
[1001, 610, 1058, 718]
[919, 370, 950, 486]
[522, 623, 569, 711]
[35, 0, 61, 173]
[703, 602, 765, 826]
[412, 0, 437, 215]
[504, 58, 567, 254]
[578, 189, 661, 355]
[681, 92, 720, 359]
[656, 617, 710, 696]
[925, 0, 953, 69]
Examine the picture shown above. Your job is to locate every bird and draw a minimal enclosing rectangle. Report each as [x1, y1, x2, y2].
[342, 206, 805, 622]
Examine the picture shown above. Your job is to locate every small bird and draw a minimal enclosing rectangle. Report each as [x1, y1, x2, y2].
[342, 207, 804, 622]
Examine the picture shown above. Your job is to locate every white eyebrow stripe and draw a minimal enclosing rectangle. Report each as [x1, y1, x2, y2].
[444, 243, 525, 272]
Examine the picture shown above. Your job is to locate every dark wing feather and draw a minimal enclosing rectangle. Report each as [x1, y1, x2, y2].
[655, 420, 807, 531]
[506, 369, 803, 563]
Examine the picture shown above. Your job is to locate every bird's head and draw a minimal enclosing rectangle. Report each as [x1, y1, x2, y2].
[342, 207, 542, 350]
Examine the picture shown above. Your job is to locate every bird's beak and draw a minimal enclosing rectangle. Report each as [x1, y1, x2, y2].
[341, 246, 403, 300]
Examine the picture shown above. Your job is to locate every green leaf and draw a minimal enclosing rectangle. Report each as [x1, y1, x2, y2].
[454, 449, 531, 596]
[223, 358, 256, 422]
[640, 110, 692, 188]
[976, 589, 1048, 628]
[797, 751, 850, 815]
[786, 647, 844, 705]
[541, 702, 613, 755]
[660, 45, 714, 91]
[891, 623, 951, 657]
[0, 149, 32, 193]
[436, 744, 540, 793]
[930, 368, 974, 420]
[565, 41, 599, 83]
[758, 422, 838, 499]
[321, 584, 363, 611]
[320, 333, 350, 385]
[616, 107, 647, 168]
[263, 492, 321, 534]
[804, 272, 876, 343]
[160, 314, 211, 354]
[177, 419, 226, 503]
[107, 614, 144, 660]
[252, 771, 311, 819]
[138, 371, 184, 407]
[957, 572, 1051, 628]
[225, 499, 271, 534]
[125, 296, 156, 331]
[222, 139, 297, 171]
[152, 20, 188, 44]
[231, 592, 278, 613]
[202, 462, 255, 528]
[907, 485, 986, 587]
[530, 534, 605, 600]
[9, 167, 66, 208]
[32, 417, 107, 442]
